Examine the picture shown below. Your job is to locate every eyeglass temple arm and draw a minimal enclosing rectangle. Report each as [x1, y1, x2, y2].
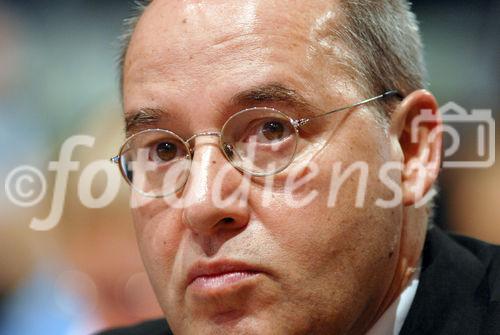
[293, 90, 403, 127]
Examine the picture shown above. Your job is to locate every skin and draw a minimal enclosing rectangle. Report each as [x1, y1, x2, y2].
[122, 0, 442, 334]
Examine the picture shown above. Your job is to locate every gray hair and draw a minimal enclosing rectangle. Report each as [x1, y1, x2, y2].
[118, 0, 151, 92]
[332, 0, 426, 118]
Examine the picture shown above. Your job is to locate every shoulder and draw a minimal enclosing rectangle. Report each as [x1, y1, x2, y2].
[449, 232, 500, 300]
[401, 227, 500, 335]
[95, 319, 172, 335]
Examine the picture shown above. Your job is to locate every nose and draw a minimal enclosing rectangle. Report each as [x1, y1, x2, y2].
[181, 135, 250, 236]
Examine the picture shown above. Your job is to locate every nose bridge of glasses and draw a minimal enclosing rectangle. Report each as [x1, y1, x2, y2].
[186, 131, 226, 159]
[186, 131, 221, 145]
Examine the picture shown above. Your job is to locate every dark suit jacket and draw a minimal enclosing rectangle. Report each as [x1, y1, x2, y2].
[97, 227, 500, 334]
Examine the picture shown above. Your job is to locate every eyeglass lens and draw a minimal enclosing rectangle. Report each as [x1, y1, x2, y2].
[119, 108, 299, 197]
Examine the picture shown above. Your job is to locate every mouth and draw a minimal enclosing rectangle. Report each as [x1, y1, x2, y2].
[186, 260, 265, 294]
[190, 271, 260, 290]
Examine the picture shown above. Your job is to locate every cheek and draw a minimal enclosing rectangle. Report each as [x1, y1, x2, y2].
[250, 116, 402, 289]
[248, 186, 400, 330]
[131, 196, 183, 290]
[252, 121, 399, 252]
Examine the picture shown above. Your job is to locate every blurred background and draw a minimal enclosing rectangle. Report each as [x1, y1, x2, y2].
[0, 0, 498, 334]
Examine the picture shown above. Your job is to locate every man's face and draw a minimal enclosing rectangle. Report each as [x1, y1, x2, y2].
[123, 1, 404, 334]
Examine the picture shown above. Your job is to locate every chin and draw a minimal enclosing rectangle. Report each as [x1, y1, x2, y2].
[171, 314, 282, 335]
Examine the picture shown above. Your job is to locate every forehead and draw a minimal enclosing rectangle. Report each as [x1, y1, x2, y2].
[123, 0, 346, 114]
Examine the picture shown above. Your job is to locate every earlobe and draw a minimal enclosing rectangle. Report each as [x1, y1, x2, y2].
[390, 90, 442, 206]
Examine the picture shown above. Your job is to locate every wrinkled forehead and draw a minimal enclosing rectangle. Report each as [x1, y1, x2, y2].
[123, 0, 341, 88]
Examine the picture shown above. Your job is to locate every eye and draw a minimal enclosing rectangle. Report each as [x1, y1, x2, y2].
[261, 120, 285, 141]
[150, 141, 180, 163]
[244, 118, 292, 144]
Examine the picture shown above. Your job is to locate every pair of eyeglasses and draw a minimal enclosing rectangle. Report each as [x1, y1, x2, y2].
[111, 90, 402, 198]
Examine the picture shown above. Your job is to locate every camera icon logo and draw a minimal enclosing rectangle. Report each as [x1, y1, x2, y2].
[411, 101, 495, 168]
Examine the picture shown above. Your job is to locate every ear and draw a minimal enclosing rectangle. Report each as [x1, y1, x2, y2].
[390, 90, 442, 206]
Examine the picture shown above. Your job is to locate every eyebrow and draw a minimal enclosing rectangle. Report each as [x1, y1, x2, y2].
[125, 107, 165, 134]
[124, 83, 318, 134]
[231, 83, 318, 113]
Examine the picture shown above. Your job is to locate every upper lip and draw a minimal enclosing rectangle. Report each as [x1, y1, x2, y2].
[186, 259, 264, 287]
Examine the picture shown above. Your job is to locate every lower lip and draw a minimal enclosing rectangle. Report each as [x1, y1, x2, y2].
[189, 271, 260, 292]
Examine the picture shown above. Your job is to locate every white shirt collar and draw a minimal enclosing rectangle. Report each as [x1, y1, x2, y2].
[366, 263, 421, 335]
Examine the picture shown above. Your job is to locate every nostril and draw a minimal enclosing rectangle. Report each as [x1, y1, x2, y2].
[221, 217, 235, 224]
